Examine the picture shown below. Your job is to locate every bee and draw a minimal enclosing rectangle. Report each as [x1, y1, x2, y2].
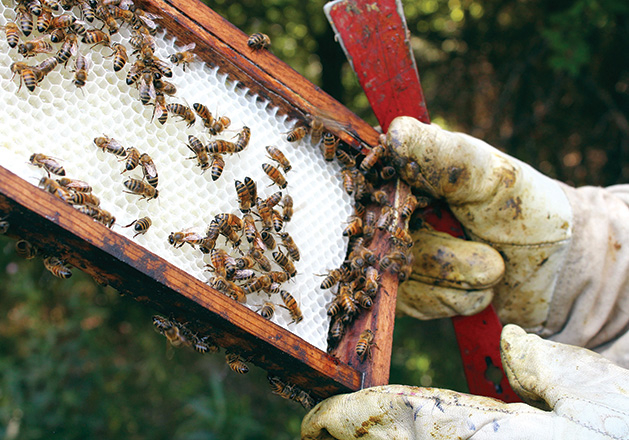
[286, 125, 307, 142]
[354, 290, 373, 309]
[123, 178, 158, 200]
[153, 77, 177, 96]
[209, 154, 225, 181]
[234, 126, 251, 153]
[69, 20, 86, 37]
[138, 71, 156, 105]
[192, 336, 219, 354]
[335, 149, 356, 169]
[271, 209, 284, 232]
[32, 57, 58, 84]
[249, 247, 272, 272]
[218, 224, 242, 248]
[226, 353, 249, 374]
[321, 132, 339, 161]
[168, 229, 205, 248]
[148, 56, 173, 78]
[18, 37, 53, 57]
[244, 176, 257, 201]
[327, 318, 344, 347]
[343, 216, 362, 238]
[209, 115, 230, 135]
[11, 62, 39, 92]
[278, 232, 300, 261]
[123, 217, 152, 238]
[166, 103, 195, 126]
[186, 135, 210, 171]
[50, 13, 76, 29]
[269, 270, 290, 284]
[319, 268, 343, 290]
[376, 205, 395, 231]
[359, 144, 387, 173]
[26, 0, 43, 16]
[230, 269, 256, 282]
[76, 205, 115, 227]
[266, 146, 291, 172]
[371, 190, 389, 206]
[193, 102, 213, 128]
[273, 250, 296, 278]
[400, 194, 421, 219]
[242, 214, 258, 243]
[3, 22, 20, 48]
[125, 59, 145, 85]
[309, 117, 325, 144]
[15, 240, 37, 259]
[72, 53, 90, 88]
[42, 0, 60, 10]
[207, 139, 236, 154]
[50, 28, 66, 43]
[268, 376, 295, 400]
[356, 329, 376, 362]
[43, 255, 72, 278]
[389, 225, 413, 248]
[235, 180, 252, 213]
[81, 29, 110, 47]
[262, 163, 287, 189]
[280, 196, 293, 224]
[77, 0, 95, 21]
[110, 42, 128, 71]
[169, 42, 195, 70]
[279, 290, 303, 324]
[379, 249, 409, 272]
[247, 32, 270, 51]
[122, 147, 140, 172]
[364, 266, 380, 297]
[265, 191, 283, 209]
[335, 285, 358, 322]
[255, 197, 273, 230]
[139, 153, 158, 188]
[363, 211, 377, 241]
[341, 169, 354, 195]
[295, 390, 316, 410]
[243, 274, 272, 295]
[152, 316, 188, 347]
[94, 135, 126, 157]
[55, 33, 77, 65]
[30, 153, 65, 176]
[153, 93, 169, 125]
[16, 5, 33, 36]
[68, 191, 100, 206]
[260, 230, 276, 250]
[95, 4, 118, 34]
[36, 7, 53, 33]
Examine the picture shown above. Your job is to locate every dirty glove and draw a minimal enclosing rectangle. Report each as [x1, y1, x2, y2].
[386, 117, 629, 366]
[302, 324, 629, 440]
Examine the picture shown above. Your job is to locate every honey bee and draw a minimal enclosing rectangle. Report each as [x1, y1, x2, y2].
[55, 33, 77, 65]
[234, 126, 251, 153]
[95, 4, 118, 34]
[169, 42, 195, 70]
[123, 178, 158, 200]
[69, 20, 86, 37]
[243, 274, 272, 295]
[166, 103, 195, 126]
[266, 146, 291, 172]
[16, 5, 33, 36]
[81, 29, 110, 47]
[279, 290, 303, 324]
[264, 191, 283, 210]
[26, 0, 43, 16]
[356, 329, 376, 362]
[11, 62, 39, 92]
[192, 102, 213, 128]
[210, 154, 225, 181]
[371, 190, 389, 206]
[364, 266, 380, 296]
[18, 37, 53, 57]
[226, 353, 249, 374]
[242, 213, 258, 243]
[125, 59, 145, 85]
[43, 255, 72, 278]
[209, 115, 230, 135]
[50, 28, 66, 43]
[94, 135, 126, 157]
[268, 376, 293, 399]
[309, 117, 325, 144]
[138, 71, 156, 105]
[122, 146, 140, 172]
[262, 163, 287, 189]
[68, 191, 100, 206]
[15, 240, 37, 259]
[30, 153, 65, 176]
[186, 135, 210, 171]
[168, 229, 205, 248]
[235, 180, 252, 212]
[271, 209, 283, 232]
[319, 268, 343, 290]
[269, 270, 289, 284]
[255, 197, 273, 230]
[50, 13, 76, 29]
[207, 139, 236, 154]
[32, 57, 58, 84]
[321, 132, 339, 161]
[376, 205, 395, 231]
[123, 216, 152, 238]
[379, 249, 409, 272]
[341, 169, 354, 195]
[152, 93, 169, 125]
[3, 22, 20, 48]
[343, 216, 362, 238]
[35, 6, 52, 32]
[399, 194, 424, 219]
[249, 247, 272, 272]
[278, 232, 300, 261]
[273, 250, 296, 278]
[247, 32, 270, 50]
[153, 77, 177, 96]
[77, 0, 95, 21]
[218, 224, 242, 248]
[354, 290, 373, 309]
[244, 176, 257, 201]
[295, 390, 316, 410]
[55, 177, 90, 193]
[359, 144, 387, 173]
[110, 42, 128, 71]
[191, 336, 219, 354]
[286, 125, 307, 142]
[260, 230, 276, 250]
[72, 53, 90, 88]
[152, 316, 189, 347]
[42, 0, 60, 10]
[230, 269, 256, 282]
[76, 205, 115, 227]
[335, 285, 359, 322]
[327, 318, 345, 347]
[389, 224, 413, 248]
[363, 211, 376, 241]
[282, 195, 293, 222]
[335, 149, 356, 169]
[139, 153, 158, 188]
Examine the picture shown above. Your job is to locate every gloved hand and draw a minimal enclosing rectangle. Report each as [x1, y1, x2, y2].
[386, 117, 629, 366]
[302, 324, 629, 440]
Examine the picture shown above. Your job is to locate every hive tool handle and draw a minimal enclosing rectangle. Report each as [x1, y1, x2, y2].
[324, 0, 520, 402]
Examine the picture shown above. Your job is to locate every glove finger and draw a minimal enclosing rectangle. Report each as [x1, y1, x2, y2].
[301, 385, 546, 440]
[397, 279, 493, 319]
[409, 228, 504, 290]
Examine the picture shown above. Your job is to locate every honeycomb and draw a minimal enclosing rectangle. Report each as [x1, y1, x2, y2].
[0, 0, 354, 351]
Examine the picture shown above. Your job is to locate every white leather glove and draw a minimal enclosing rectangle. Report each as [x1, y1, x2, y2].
[302, 325, 629, 440]
[387, 117, 629, 367]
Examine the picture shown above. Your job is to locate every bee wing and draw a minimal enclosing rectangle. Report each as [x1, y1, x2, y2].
[119, 0, 133, 9]
[142, 157, 158, 178]
[137, 13, 160, 29]
[178, 42, 196, 52]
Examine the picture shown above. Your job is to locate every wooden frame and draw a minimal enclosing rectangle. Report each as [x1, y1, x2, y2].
[0, 0, 406, 402]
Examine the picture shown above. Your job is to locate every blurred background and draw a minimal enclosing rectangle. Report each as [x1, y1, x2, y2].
[1, 0, 627, 438]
